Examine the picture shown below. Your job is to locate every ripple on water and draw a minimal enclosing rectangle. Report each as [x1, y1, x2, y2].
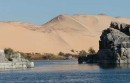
[0, 60, 130, 83]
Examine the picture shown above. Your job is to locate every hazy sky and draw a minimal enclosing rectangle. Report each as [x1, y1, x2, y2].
[0, 0, 129, 25]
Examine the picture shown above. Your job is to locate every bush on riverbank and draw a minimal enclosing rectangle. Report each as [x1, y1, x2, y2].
[4, 47, 96, 60]
[88, 47, 96, 54]
[4, 48, 31, 60]
[79, 50, 88, 56]
[78, 47, 97, 64]
[4, 48, 14, 61]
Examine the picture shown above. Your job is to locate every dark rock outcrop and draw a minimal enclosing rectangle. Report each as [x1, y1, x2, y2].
[78, 53, 97, 64]
[98, 22, 130, 64]
[78, 22, 130, 65]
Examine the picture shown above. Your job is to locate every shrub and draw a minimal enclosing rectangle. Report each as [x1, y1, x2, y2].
[49, 55, 64, 60]
[4, 48, 14, 55]
[42, 53, 55, 59]
[88, 47, 96, 54]
[79, 50, 87, 56]
[64, 53, 72, 57]
[42, 53, 65, 60]
[20, 52, 31, 60]
[4, 48, 14, 61]
[70, 49, 75, 53]
[58, 52, 64, 56]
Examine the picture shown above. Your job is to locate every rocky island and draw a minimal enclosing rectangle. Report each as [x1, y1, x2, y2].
[78, 22, 130, 65]
[0, 49, 34, 69]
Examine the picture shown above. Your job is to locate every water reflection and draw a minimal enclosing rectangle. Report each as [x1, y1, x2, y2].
[99, 63, 130, 69]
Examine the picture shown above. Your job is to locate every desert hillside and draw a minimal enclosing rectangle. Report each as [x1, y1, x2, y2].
[0, 14, 130, 53]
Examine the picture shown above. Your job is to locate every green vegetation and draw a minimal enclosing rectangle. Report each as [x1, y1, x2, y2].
[78, 47, 97, 64]
[20, 52, 31, 60]
[88, 47, 96, 54]
[79, 50, 87, 56]
[4, 48, 14, 61]
[42, 53, 63, 60]
[4, 48, 14, 55]
[58, 52, 65, 56]
[3, 47, 96, 60]
[4, 48, 31, 60]
[24, 53, 65, 60]
[70, 49, 75, 53]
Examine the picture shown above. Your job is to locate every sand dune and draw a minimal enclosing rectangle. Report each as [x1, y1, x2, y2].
[0, 14, 130, 53]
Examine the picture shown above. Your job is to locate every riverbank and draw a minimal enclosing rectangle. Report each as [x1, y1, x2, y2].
[4, 47, 96, 60]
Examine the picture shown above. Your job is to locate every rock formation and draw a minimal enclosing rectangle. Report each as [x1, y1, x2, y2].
[98, 21, 130, 64]
[0, 50, 34, 69]
[78, 21, 130, 65]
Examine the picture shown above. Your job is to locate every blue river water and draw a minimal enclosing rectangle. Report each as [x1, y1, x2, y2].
[0, 60, 130, 83]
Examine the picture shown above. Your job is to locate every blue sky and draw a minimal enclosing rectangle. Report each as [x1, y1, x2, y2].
[0, 0, 130, 25]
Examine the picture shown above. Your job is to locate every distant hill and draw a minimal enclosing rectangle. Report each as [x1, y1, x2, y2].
[0, 14, 130, 53]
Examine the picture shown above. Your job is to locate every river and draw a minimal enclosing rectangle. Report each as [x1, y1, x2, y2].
[0, 60, 130, 83]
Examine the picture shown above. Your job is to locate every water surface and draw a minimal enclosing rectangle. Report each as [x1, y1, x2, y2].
[0, 60, 130, 83]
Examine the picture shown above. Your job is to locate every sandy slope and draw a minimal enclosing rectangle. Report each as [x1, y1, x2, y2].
[0, 14, 130, 53]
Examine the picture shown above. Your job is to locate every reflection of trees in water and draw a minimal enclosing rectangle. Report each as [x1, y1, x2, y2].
[99, 63, 117, 69]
